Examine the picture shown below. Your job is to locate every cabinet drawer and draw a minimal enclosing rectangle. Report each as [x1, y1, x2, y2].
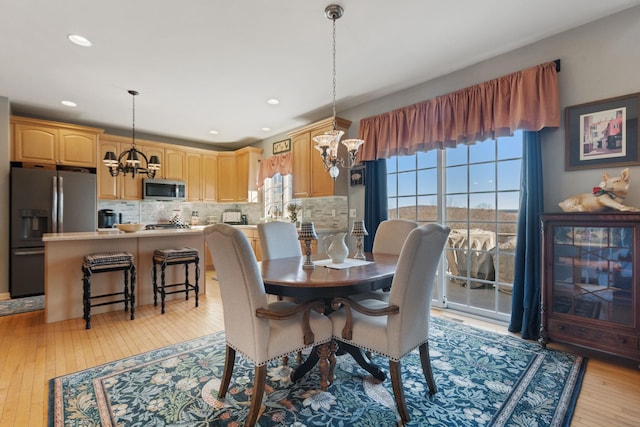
[548, 318, 638, 353]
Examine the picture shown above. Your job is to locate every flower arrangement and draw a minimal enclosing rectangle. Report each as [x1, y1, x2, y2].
[287, 203, 301, 223]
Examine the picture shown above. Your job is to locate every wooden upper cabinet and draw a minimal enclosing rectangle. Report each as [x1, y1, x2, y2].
[97, 135, 143, 200]
[58, 129, 97, 167]
[139, 144, 164, 177]
[11, 116, 102, 167]
[202, 153, 218, 202]
[164, 149, 186, 180]
[292, 133, 311, 198]
[234, 147, 262, 202]
[289, 117, 351, 198]
[217, 153, 237, 202]
[186, 151, 203, 201]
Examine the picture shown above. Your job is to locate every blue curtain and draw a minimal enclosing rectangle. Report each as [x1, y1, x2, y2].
[363, 159, 388, 252]
[509, 131, 544, 340]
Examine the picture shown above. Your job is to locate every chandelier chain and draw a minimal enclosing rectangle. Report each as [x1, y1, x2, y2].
[331, 15, 337, 131]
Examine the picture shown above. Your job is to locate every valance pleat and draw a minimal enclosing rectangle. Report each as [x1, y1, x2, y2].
[358, 61, 560, 161]
[257, 152, 292, 187]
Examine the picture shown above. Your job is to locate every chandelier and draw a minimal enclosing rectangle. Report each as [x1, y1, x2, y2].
[103, 90, 161, 178]
[313, 4, 364, 180]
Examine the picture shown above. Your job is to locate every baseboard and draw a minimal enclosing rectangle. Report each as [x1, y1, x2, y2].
[0, 292, 11, 301]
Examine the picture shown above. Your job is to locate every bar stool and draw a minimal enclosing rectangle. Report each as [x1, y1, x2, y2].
[152, 247, 200, 314]
[81, 252, 136, 330]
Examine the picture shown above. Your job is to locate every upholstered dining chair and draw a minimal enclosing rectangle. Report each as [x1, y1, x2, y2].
[257, 221, 303, 260]
[354, 219, 418, 303]
[372, 219, 419, 255]
[204, 224, 334, 426]
[258, 221, 305, 364]
[330, 223, 451, 424]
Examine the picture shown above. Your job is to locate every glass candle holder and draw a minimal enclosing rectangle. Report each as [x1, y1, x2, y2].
[350, 220, 368, 260]
[298, 222, 318, 269]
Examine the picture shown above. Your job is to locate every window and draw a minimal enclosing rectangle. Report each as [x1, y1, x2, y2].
[386, 131, 523, 321]
[263, 173, 292, 220]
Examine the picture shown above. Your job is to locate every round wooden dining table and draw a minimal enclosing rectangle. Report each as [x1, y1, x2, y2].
[259, 252, 398, 383]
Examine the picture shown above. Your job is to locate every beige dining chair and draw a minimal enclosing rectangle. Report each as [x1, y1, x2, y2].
[257, 221, 303, 260]
[372, 219, 419, 255]
[330, 223, 451, 424]
[258, 221, 305, 364]
[204, 224, 334, 426]
[355, 219, 418, 302]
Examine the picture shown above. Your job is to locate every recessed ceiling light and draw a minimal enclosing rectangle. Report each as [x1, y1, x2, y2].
[61, 100, 77, 107]
[261, 127, 271, 132]
[209, 130, 219, 135]
[266, 98, 280, 105]
[67, 34, 92, 47]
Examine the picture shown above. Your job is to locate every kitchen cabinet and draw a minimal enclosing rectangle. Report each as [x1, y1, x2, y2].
[11, 116, 102, 167]
[215, 147, 262, 203]
[217, 152, 237, 202]
[164, 148, 186, 180]
[186, 151, 203, 201]
[202, 153, 218, 202]
[97, 135, 145, 200]
[540, 212, 640, 362]
[289, 117, 351, 198]
[235, 147, 262, 202]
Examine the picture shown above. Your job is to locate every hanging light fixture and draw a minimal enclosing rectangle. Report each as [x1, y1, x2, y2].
[103, 90, 161, 178]
[313, 4, 364, 180]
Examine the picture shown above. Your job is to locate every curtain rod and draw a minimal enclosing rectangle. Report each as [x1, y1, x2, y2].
[554, 59, 561, 72]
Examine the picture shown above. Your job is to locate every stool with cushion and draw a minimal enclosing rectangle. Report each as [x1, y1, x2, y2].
[81, 251, 136, 330]
[152, 247, 200, 314]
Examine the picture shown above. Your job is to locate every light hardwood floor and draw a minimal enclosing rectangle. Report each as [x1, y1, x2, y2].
[0, 273, 638, 426]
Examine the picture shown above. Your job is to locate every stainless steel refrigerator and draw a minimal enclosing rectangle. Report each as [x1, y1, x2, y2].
[10, 166, 97, 297]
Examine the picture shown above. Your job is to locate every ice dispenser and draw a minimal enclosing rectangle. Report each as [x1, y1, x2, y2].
[20, 209, 48, 241]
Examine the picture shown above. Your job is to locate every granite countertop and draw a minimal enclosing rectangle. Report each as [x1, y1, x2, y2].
[42, 227, 204, 242]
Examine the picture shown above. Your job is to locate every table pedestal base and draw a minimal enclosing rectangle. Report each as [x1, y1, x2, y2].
[291, 340, 386, 389]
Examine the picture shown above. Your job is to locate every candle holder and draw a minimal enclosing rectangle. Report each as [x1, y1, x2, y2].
[298, 222, 318, 269]
[350, 220, 368, 260]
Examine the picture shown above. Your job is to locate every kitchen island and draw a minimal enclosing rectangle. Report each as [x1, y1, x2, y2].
[42, 228, 205, 323]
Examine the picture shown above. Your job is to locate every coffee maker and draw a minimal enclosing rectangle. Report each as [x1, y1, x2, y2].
[98, 209, 117, 228]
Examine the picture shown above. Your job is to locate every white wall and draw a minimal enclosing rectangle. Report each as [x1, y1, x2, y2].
[340, 5, 640, 216]
[0, 97, 10, 297]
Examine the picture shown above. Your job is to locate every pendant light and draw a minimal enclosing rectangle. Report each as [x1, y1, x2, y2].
[313, 4, 364, 180]
[103, 90, 161, 178]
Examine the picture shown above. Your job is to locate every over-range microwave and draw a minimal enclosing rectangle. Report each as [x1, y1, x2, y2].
[143, 179, 186, 201]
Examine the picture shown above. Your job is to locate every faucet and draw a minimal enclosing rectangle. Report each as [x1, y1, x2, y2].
[267, 204, 281, 220]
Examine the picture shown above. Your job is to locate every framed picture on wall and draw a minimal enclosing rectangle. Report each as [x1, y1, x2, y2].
[565, 92, 640, 170]
[350, 165, 365, 186]
[273, 138, 291, 155]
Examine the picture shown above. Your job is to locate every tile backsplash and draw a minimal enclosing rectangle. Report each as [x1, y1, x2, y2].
[97, 196, 347, 230]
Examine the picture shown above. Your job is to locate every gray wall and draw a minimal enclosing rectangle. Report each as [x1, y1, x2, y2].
[340, 5, 640, 217]
[0, 97, 9, 297]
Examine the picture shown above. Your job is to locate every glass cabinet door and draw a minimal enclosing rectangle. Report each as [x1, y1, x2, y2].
[552, 225, 633, 326]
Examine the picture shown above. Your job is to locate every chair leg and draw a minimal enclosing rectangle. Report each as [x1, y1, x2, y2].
[389, 360, 410, 423]
[218, 346, 236, 398]
[317, 342, 331, 390]
[418, 342, 437, 395]
[246, 365, 267, 426]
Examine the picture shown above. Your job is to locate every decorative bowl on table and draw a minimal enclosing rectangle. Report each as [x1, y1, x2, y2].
[115, 223, 145, 233]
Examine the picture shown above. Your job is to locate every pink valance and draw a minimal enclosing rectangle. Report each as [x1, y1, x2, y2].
[257, 152, 293, 187]
[358, 61, 560, 161]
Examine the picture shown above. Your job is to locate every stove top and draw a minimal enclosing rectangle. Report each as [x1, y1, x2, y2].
[145, 223, 192, 230]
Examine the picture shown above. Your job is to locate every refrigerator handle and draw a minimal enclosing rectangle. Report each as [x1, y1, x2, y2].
[58, 176, 64, 232]
[52, 176, 58, 233]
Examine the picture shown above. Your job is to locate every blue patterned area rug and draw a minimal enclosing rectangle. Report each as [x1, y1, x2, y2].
[48, 317, 586, 426]
[0, 295, 44, 316]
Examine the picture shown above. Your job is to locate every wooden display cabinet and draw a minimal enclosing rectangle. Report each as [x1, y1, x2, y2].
[540, 212, 639, 362]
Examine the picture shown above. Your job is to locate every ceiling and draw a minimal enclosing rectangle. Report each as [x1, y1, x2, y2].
[2, 1, 640, 150]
